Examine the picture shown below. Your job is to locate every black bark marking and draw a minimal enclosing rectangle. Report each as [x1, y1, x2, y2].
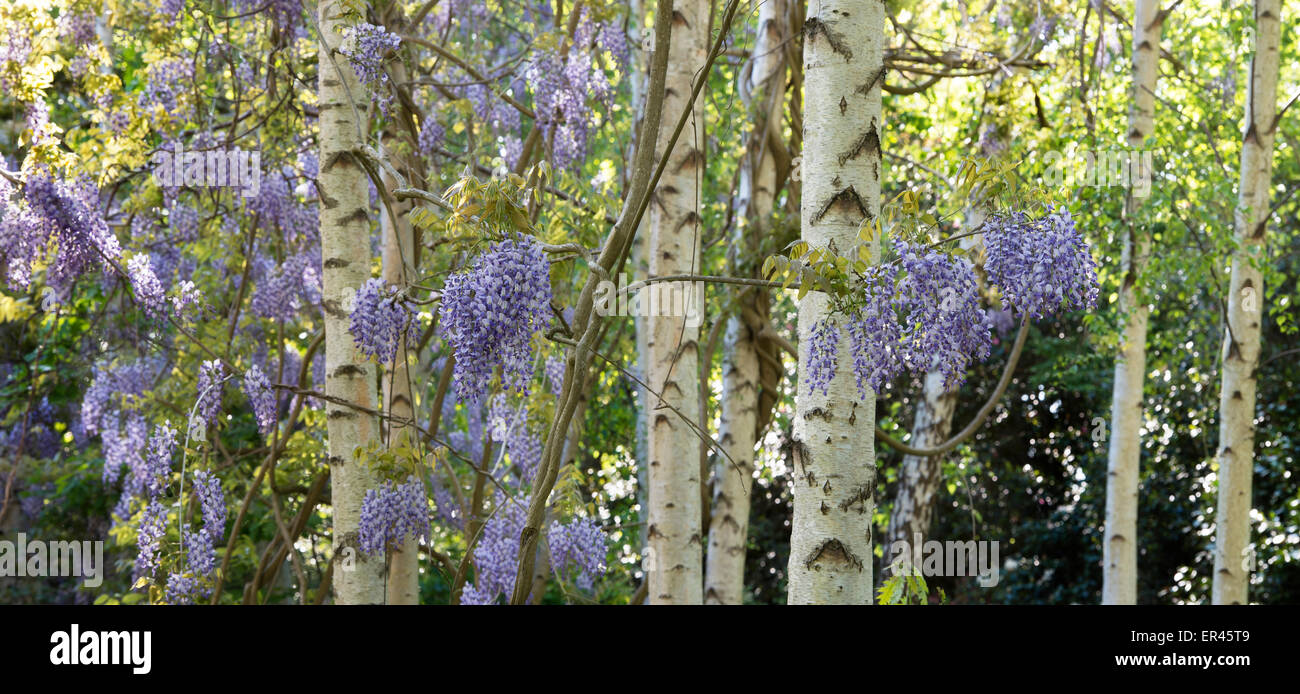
[332, 364, 366, 378]
[837, 121, 881, 167]
[323, 257, 350, 269]
[839, 96, 848, 115]
[674, 147, 705, 173]
[813, 185, 869, 224]
[321, 150, 351, 174]
[675, 211, 702, 235]
[857, 67, 886, 96]
[804, 17, 853, 61]
[839, 484, 873, 514]
[322, 298, 348, 319]
[804, 407, 833, 422]
[804, 538, 863, 571]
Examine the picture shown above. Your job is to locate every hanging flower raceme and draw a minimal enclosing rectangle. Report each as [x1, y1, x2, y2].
[191, 469, 227, 540]
[195, 360, 225, 425]
[806, 227, 1071, 397]
[2, 169, 121, 295]
[545, 355, 566, 397]
[135, 499, 168, 581]
[339, 23, 402, 115]
[242, 364, 276, 437]
[984, 206, 1100, 320]
[348, 278, 420, 366]
[461, 494, 527, 604]
[439, 234, 553, 402]
[357, 476, 430, 556]
[547, 516, 607, 592]
[892, 238, 991, 391]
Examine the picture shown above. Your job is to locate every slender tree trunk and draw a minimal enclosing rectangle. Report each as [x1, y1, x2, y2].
[1213, 0, 1282, 605]
[380, 135, 420, 605]
[319, 0, 384, 604]
[787, 0, 884, 605]
[629, 0, 653, 561]
[704, 0, 787, 605]
[884, 370, 958, 557]
[1102, 0, 1164, 605]
[644, 0, 708, 604]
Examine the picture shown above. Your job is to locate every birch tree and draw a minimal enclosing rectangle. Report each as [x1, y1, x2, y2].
[644, 0, 708, 605]
[705, 0, 789, 605]
[1101, 0, 1165, 606]
[319, 0, 385, 604]
[1212, 0, 1283, 605]
[379, 134, 419, 605]
[787, 0, 885, 605]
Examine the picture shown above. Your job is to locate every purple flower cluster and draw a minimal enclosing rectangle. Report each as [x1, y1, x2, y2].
[3, 169, 121, 294]
[525, 14, 621, 170]
[195, 360, 225, 424]
[984, 207, 1099, 321]
[808, 239, 992, 396]
[135, 499, 168, 580]
[348, 278, 419, 365]
[545, 355, 565, 397]
[548, 516, 606, 591]
[248, 170, 318, 246]
[233, 0, 303, 31]
[191, 469, 226, 539]
[251, 252, 321, 320]
[102, 411, 147, 486]
[242, 364, 276, 437]
[127, 254, 167, 317]
[139, 422, 177, 498]
[340, 23, 402, 115]
[843, 264, 902, 396]
[892, 239, 991, 390]
[163, 572, 206, 604]
[183, 525, 216, 576]
[138, 58, 193, 120]
[357, 476, 429, 556]
[57, 11, 97, 47]
[418, 117, 445, 157]
[439, 234, 553, 402]
[803, 319, 839, 397]
[462, 496, 527, 604]
[507, 424, 543, 485]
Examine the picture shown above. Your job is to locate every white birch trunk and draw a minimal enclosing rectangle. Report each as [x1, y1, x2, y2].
[1102, 0, 1164, 605]
[1212, 0, 1282, 605]
[884, 370, 958, 556]
[319, 0, 384, 604]
[787, 0, 884, 604]
[380, 135, 420, 605]
[644, 0, 707, 604]
[704, 0, 787, 605]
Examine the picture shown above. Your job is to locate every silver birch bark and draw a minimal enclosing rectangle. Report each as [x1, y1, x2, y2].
[704, 0, 787, 605]
[787, 0, 884, 604]
[319, 0, 384, 604]
[1102, 0, 1164, 605]
[379, 135, 419, 605]
[645, 0, 707, 604]
[1212, 0, 1282, 605]
[884, 370, 958, 557]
